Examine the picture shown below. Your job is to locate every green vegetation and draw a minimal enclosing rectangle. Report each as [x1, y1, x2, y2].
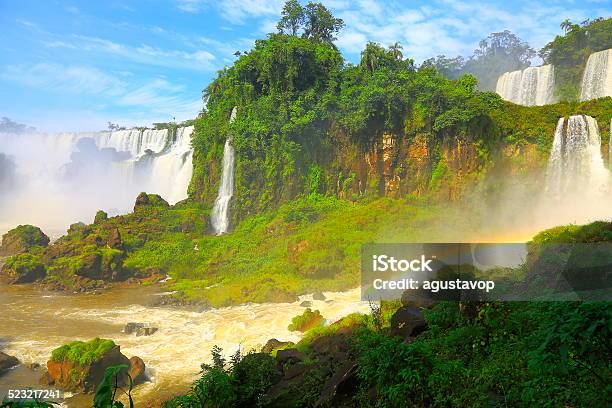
[51, 338, 116, 366]
[0, 224, 49, 255]
[287, 308, 324, 332]
[163, 346, 278, 408]
[540, 18, 612, 101]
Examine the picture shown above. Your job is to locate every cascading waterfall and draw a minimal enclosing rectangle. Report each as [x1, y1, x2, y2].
[580, 48, 612, 101]
[495, 65, 556, 106]
[0, 126, 194, 236]
[545, 115, 610, 198]
[210, 108, 237, 235]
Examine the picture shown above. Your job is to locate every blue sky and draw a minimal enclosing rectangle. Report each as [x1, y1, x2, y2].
[0, 0, 609, 132]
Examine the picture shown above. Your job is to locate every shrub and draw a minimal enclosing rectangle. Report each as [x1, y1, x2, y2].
[288, 308, 325, 332]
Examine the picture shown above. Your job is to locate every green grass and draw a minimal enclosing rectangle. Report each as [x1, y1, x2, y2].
[51, 338, 116, 366]
[135, 195, 456, 307]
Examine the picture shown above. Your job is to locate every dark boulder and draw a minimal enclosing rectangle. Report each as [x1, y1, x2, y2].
[0, 352, 19, 374]
[300, 300, 313, 307]
[123, 323, 158, 336]
[390, 306, 427, 340]
[0, 225, 49, 256]
[262, 339, 295, 354]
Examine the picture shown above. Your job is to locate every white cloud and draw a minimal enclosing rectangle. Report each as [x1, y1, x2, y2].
[176, 0, 283, 23]
[68, 35, 217, 71]
[2, 63, 126, 96]
[1, 63, 202, 127]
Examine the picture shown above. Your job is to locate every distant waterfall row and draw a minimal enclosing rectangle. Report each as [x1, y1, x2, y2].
[210, 107, 237, 235]
[545, 115, 610, 198]
[495, 65, 556, 106]
[496, 48, 612, 106]
[0, 126, 193, 236]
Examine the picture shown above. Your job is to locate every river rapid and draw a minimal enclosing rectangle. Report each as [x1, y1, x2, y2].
[0, 284, 370, 407]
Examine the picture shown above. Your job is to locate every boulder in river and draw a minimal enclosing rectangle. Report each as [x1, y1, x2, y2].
[41, 338, 145, 393]
[123, 322, 158, 336]
[0, 351, 19, 374]
[128, 356, 147, 384]
[0, 225, 49, 256]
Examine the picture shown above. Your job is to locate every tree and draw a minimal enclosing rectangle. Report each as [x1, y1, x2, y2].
[302, 2, 344, 44]
[277, 0, 305, 36]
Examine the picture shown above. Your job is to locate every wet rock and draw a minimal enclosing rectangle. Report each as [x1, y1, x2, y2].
[123, 323, 158, 336]
[0, 225, 49, 256]
[262, 339, 295, 354]
[0, 352, 19, 374]
[390, 306, 427, 340]
[29, 362, 41, 370]
[300, 300, 313, 307]
[128, 356, 146, 384]
[312, 292, 326, 301]
[43, 345, 131, 393]
[276, 349, 305, 365]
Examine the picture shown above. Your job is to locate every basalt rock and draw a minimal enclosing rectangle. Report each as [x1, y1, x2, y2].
[42, 345, 132, 393]
[0, 352, 19, 374]
[123, 323, 158, 336]
[0, 225, 50, 256]
[128, 356, 147, 384]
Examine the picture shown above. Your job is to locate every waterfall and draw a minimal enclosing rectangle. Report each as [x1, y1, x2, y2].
[0, 126, 194, 236]
[495, 65, 555, 106]
[210, 108, 237, 235]
[580, 48, 612, 101]
[545, 115, 610, 198]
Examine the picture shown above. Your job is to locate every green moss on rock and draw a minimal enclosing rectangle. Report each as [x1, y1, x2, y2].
[0, 224, 50, 256]
[51, 338, 116, 366]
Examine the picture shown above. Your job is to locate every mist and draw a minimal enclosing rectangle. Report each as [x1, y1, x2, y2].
[0, 126, 194, 239]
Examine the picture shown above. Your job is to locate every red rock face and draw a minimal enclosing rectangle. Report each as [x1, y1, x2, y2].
[44, 346, 131, 393]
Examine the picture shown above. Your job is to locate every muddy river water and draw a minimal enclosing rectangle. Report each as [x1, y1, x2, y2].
[0, 284, 370, 406]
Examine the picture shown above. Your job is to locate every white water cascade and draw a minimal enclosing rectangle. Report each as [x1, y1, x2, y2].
[210, 107, 237, 235]
[0, 126, 194, 237]
[495, 65, 556, 106]
[546, 115, 611, 200]
[580, 48, 612, 101]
